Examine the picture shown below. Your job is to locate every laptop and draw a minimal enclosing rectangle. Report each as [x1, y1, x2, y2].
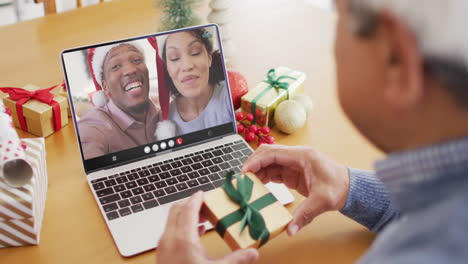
[61, 24, 294, 257]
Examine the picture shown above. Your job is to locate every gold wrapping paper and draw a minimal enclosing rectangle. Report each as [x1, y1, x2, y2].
[0, 84, 68, 137]
[240, 67, 306, 127]
[203, 172, 292, 250]
[0, 138, 48, 247]
[52, 84, 71, 117]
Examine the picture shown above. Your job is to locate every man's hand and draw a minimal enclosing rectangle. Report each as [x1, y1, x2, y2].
[157, 191, 259, 264]
[242, 144, 350, 236]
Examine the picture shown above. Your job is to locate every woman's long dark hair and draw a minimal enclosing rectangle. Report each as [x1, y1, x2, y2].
[161, 28, 225, 96]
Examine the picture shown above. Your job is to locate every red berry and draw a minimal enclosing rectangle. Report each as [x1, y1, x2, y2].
[255, 109, 262, 116]
[249, 125, 258, 134]
[235, 112, 245, 121]
[261, 127, 270, 135]
[266, 135, 275, 144]
[246, 113, 254, 122]
[245, 132, 256, 142]
[237, 123, 245, 133]
[258, 116, 266, 125]
[258, 141, 264, 146]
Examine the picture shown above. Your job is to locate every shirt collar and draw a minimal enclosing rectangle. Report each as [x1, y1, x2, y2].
[105, 99, 158, 131]
[374, 137, 468, 211]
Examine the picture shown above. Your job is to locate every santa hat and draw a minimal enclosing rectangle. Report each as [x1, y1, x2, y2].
[147, 36, 176, 140]
[87, 38, 176, 140]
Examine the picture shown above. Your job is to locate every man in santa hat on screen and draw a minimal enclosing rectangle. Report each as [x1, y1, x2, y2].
[78, 38, 175, 160]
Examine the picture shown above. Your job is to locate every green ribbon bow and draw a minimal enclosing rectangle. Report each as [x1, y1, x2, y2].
[215, 172, 277, 247]
[250, 68, 297, 124]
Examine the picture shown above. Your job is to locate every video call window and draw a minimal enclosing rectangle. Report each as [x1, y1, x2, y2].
[62, 25, 233, 161]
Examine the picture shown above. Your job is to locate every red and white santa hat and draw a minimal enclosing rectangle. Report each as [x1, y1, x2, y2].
[148, 36, 176, 140]
[87, 38, 175, 140]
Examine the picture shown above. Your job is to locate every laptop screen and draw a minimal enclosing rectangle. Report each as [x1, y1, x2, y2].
[61, 24, 236, 173]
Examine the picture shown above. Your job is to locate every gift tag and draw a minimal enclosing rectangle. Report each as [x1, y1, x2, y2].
[265, 182, 295, 205]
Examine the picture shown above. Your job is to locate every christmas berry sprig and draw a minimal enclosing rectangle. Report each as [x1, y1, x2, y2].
[236, 112, 275, 146]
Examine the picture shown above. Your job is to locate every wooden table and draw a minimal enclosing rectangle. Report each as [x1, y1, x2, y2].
[0, 0, 381, 263]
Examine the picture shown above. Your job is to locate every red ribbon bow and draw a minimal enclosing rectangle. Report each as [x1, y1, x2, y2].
[0, 85, 62, 132]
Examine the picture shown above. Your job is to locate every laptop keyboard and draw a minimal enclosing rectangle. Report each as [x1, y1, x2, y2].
[90, 140, 253, 221]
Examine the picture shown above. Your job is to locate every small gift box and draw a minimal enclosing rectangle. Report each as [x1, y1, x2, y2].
[203, 172, 292, 250]
[0, 138, 48, 248]
[0, 84, 68, 137]
[241, 67, 306, 127]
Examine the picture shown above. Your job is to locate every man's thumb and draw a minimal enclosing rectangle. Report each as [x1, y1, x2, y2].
[288, 196, 323, 236]
[221, 248, 259, 264]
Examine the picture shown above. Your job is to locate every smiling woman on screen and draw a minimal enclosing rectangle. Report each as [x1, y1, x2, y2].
[158, 28, 233, 136]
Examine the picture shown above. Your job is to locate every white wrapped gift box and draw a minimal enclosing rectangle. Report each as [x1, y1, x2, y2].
[0, 138, 47, 247]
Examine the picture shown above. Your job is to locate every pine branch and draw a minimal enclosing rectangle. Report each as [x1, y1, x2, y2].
[156, 0, 201, 31]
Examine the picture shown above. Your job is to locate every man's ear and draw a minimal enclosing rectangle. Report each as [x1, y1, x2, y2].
[380, 11, 424, 112]
[102, 80, 110, 96]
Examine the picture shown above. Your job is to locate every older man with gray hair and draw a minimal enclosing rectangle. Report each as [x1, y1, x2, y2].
[156, 0, 468, 263]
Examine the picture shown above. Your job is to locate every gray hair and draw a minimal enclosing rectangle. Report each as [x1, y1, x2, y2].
[348, 0, 468, 107]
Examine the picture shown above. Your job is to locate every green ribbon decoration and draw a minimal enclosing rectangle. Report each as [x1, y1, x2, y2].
[215, 172, 277, 247]
[250, 69, 297, 124]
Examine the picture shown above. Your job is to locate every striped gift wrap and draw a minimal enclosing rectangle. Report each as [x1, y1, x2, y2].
[0, 138, 47, 247]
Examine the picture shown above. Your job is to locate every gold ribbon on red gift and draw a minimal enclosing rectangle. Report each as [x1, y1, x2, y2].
[0, 85, 62, 132]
